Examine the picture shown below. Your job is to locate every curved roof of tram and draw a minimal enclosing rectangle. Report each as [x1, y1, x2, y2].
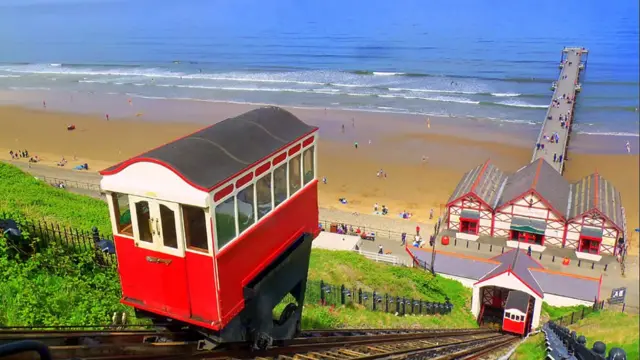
[101, 106, 317, 190]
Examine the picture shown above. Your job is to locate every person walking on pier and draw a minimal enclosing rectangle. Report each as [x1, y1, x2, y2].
[553, 153, 557, 162]
[559, 154, 563, 163]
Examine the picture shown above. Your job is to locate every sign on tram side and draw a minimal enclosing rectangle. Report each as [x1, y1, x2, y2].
[609, 287, 626, 305]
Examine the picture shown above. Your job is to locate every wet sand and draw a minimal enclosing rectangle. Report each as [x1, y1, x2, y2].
[0, 103, 638, 255]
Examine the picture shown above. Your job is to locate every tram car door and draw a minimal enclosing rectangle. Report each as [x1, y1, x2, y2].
[126, 196, 190, 318]
[502, 291, 531, 336]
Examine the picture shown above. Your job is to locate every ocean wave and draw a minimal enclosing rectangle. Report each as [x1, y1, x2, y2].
[489, 100, 548, 109]
[576, 131, 640, 137]
[0, 74, 21, 78]
[8, 86, 51, 91]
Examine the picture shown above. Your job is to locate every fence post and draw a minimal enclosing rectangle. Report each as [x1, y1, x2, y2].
[539, 253, 542, 260]
[502, 246, 504, 254]
[385, 294, 389, 313]
[578, 259, 581, 267]
[581, 307, 585, 319]
[552, 255, 555, 262]
[358, 289, 363, 305]
[454, 238, 457, 246]
[411, 299, 415, 314]
[372, 291, 377, 311]
[477, 242, 480, 250]
[340, 284, 346, 305]
[570, 312, 574, 324]
[490, 244, 493, 252]
[604, 264, 608, 271]
[622, 303, 625, 313]
[401, 297, 405, 315]
[320, 280, 325, 305]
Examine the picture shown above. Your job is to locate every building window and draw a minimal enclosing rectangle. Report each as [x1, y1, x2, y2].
[112, 193, 133, 236]
[510, 231, 545, 246]
[256, 174, 272, 220]
[460, 219, 479, 235]
[289, 154, 301, 196]
[237, 184, 255, 234]
[215, 196, 236, 249]
[303, 146, 315, 185]
[135, 201, 152, 243]
[273, 164, 287, 206]
[182, 205, 208, 252]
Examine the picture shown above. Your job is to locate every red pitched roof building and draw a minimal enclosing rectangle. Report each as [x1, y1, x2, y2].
[445, 159, 626, 260]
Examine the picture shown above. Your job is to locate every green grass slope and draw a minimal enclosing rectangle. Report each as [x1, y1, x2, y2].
[0, 162, 110, 234]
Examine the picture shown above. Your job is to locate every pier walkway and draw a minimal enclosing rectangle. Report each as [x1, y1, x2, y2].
[532, 47, 588, 174]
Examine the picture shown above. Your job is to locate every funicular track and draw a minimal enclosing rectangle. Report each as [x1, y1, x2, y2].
[0, 326, 518, 360]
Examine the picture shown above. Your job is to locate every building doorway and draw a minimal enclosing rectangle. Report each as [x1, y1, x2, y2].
[579, 235, 601, 255]
[460, 219, 479, 235]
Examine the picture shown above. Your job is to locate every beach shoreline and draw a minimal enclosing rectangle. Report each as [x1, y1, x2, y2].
[1, 89, 638, 155]
[0, 103, 638, 255]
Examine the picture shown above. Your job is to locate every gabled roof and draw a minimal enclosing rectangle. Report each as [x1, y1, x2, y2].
[568, 173, 624, 231]
[477, 249, 544, 297]
[447, 160, 508, 208]
[407, 248, 499, 280]
[530, 269, 601, 302]
[101, 107, 317, 190]
[496, 159, 571, 218]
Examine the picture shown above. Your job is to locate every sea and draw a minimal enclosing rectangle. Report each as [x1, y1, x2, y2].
[0, 0, 638, 136]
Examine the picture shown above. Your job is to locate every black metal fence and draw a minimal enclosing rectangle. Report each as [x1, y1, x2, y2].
[306, 279, 453, 316]
[544, 321, 626, 360]
[552, 305, 598, 327]
[36, 175, 102, 192]
[0, 214, 116, 267]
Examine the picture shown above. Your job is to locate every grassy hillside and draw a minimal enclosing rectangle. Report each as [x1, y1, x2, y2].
[513, 310, 639, 360]
[302, 250, 477, 329]
[0, 162, 476, 329]
[0, 162, 110, 234]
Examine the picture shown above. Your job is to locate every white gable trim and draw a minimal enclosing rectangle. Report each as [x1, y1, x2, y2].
[100, 162, 209, 207]
[475, 272, 543, 300]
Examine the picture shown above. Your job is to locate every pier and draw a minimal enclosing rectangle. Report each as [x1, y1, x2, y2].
[531, 47, 588, 174]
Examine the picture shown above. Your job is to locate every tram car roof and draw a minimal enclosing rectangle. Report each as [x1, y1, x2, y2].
[505, 291, 530, 313]
[100, 106, 317, 191]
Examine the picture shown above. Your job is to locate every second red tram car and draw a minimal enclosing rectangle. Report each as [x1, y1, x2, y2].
[99, 107, 319, 347]
[502, 291, 532, 336]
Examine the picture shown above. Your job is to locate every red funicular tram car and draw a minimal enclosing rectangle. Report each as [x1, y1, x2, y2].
[502, 291, 532, 336]
[99, 107, 319, 347]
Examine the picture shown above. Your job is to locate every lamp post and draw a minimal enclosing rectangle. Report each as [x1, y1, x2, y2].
[430, 217, 440, 275]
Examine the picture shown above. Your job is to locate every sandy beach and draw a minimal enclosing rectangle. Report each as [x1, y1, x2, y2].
[0, 101, 638, 255]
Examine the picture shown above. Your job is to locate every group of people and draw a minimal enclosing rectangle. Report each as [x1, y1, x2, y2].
[8, 149, 40, 164]
[9, 149, 29, 160]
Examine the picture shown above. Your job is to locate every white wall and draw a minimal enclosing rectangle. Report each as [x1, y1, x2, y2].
[543, 294, 594, 307]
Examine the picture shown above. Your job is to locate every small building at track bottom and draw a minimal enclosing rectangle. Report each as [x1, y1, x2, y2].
[99, 106, 320, 347]
[445, 159, 626, 261]
[407, 247, 601, 334]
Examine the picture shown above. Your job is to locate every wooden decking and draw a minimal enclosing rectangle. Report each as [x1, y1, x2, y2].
[531, 47, 588, 174]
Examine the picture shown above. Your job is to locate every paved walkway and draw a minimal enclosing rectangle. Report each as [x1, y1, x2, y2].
[532, 47, 587, 174]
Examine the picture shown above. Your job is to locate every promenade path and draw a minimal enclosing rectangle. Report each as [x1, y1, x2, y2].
[532, 47, 587, 174]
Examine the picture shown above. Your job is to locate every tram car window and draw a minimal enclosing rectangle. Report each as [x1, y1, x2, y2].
[100, 107, 320, 348]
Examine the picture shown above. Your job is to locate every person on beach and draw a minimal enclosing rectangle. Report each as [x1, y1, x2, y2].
[626, 141, 631, 154]
[416, 225, 420, 236]
[378, 245, 384, 254]
[429, 208, 434, 220]
[322, 176, 327, 184]
[42, 100, 46, 109]
[341, 124, 345, 133]
[105, 114, 110, 121]
[374, 203, 379, 213]
[354, 141, 358, 149]
[352, 118, 355, 127]
[401, 232, 406, 246]
[427, 118, 431, 129]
